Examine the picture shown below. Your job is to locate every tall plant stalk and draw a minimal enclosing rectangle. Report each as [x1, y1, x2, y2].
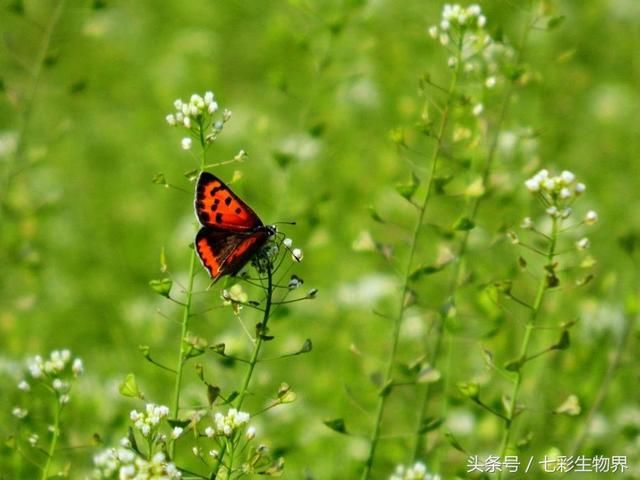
[212, 265, 275, 476]
[496, 216, 558, 479]
[411, 16, 535, 461]
[360, 40, 464, 480]
[0, 0, 67, 218]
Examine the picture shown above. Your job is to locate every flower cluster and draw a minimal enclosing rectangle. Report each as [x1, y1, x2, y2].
[129, 403, 170, 437]
[13, 350, 84, 418]
[93, 448, 181, 480]
[27, 349, 83, 379]
[522, 169, 597, 251]
[204, 408, 251, 438]
[165, 91, 232, 150]
[390, 462, 441, 480]
[426, 4, 506, 120]
[428, 4, 489, 52]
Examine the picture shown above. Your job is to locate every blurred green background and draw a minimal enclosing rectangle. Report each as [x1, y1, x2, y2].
[1, 0, 639, 478]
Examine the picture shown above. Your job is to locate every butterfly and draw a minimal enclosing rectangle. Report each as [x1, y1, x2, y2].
[194, 172, 275, 281]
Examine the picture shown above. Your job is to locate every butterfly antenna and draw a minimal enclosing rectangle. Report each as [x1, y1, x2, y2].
[273, 221, 296, 226]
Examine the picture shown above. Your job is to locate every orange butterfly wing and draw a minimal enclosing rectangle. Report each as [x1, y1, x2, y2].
[195, 172, 263, 231]
[194, 172, 272, 280]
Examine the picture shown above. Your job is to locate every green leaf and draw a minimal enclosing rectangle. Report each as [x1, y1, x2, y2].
[184, 168, 199, 181]
[434, 175, 453, 195]
[504, 358, 523, 372]
[418, 416, 444, 434]
[453, 216, 475, 231]
[168, 419, 190, 429]
[547, 15, 565, 30]
[395, 172, 420, 201]
[279, 339, 313, 359]
[457, 382, 479, 400]
[368, 206, 385, 223]
[553, 330, 570, 350]
[417, 364, 441, 383]
[323, 418, 348, 435]
[207, 385, 221, 406]
[409, 265, 443, 281]
[149, 278, 172, 298]
[445, 430, 467, 454]
[119, 373, 143, 399]
[273, 151, 295, 168]
[159, 247, 168, 273]
[152, 173, 168, 186]
[554, 394, 581, 416]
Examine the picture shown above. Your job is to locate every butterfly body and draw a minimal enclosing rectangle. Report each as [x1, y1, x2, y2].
[194, 172, 274, 280]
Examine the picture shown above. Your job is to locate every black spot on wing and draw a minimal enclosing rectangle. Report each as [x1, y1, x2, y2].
[225, 196, 232, 206]
[235, 208, 241, 214]
[216, 213, 223, 223]
[199, 211, 209, 223]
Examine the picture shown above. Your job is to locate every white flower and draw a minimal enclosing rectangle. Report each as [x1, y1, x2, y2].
[576, 237, 590, 250]
[560, 170, 576, 184]
[12, 407, 28, 419]
[472, 103, 483, 116]
[246, 426, 256, 440]
[72, 358, 83, 376]
[585, 210, 598, 225]
[17, 380, 30, 392]
[204, 426, 215, 438]
[283, 238, 293, 248]
[181, 137, 192, 150]
[575, 182, 586, 193]
[208, 101, 219, 114]
[520, 217, 533, 229]
[192, 446, 201, 457]
[52, 378, 64, 391]
[60, 394, 70, 404]
[439, 33, 449, 46]
[28, 434, 39, 447]
[119, 437, 131, 448]
[171, 427, 184, 439]
[546, 206, 559, 217]
[209, 449, 219, 458]
[183, 116, 191, 128]
[485, 76, 496, 88]
[292, 248, 303, 262]
[559, 187, 571, 199]
[204, 91, 214, 104]
[525, 178, 540, 192]
[428, 25, 438, 38]
[166, 114, 176, 126]
[447, 56, 457, 68]
[440, 19, 450, 31]
[477, 15, 486, 27]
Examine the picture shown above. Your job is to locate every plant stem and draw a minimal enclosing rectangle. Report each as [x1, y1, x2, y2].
[360, 42, 463, 480]
[496, 216, 558, 480]
[212, 264, 275, 476]
[0, 0, 67, 219]
[170, 150, 206, 457]
[170, 249, 197, 454]
[41, 398, 62, 480]
[411, 16, 535, 462]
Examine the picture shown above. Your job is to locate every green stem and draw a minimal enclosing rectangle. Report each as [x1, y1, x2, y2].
[411, 17, 535, 462]
[170, 148, 206, 457]
[212, 263, 274, 477]
[40, 398, 62, 480]
[0, 0, 67, 218]
[360, 41, 463, 480]
[497, 216, 558, 479]
[170, 250, 197, 414]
